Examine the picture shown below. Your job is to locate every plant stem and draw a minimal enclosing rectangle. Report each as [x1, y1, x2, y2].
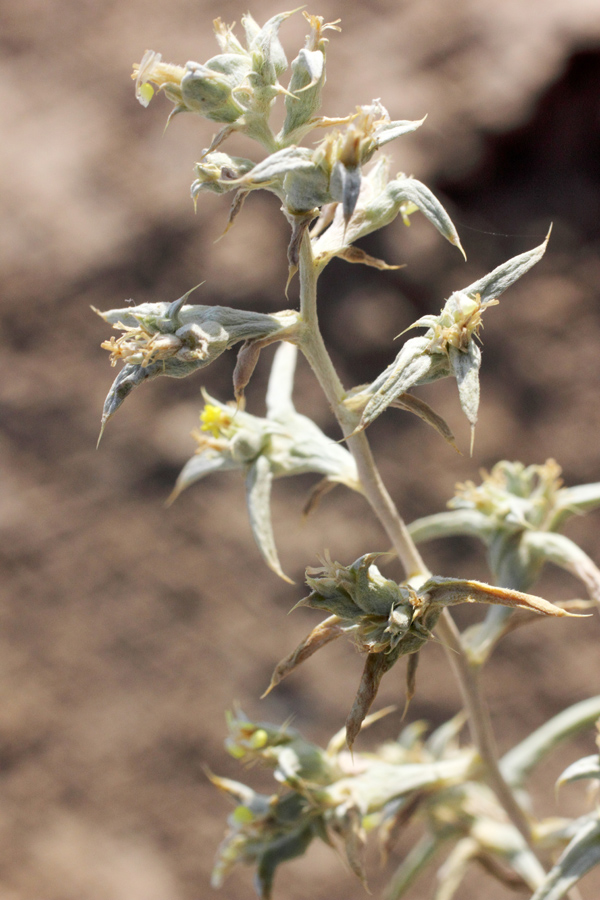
[297, 234, 427, 580]
[434, 612, 533, 843]
[296, 232, 534, 847]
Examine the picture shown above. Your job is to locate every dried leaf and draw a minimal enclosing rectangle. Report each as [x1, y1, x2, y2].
[337, 245, 404, 270]
[390, 393, 458, 451]
[346, 649, 401, 750]
[262, 615, 348, 697]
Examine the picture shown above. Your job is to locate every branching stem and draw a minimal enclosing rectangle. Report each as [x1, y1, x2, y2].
[296, 231, 534, 848]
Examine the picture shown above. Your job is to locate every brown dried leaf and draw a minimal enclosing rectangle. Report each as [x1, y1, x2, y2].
[302, 477, 337, 518]
[233, 339, 262, 402]
[423, 577, 584, 618]
[262, 615, 347, 698]
[346, 650, 400, 750]
[390, 393, 459, 452]
[337, 246, 405, 271]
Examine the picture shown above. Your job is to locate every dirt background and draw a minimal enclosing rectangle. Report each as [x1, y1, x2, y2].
[3, 1, 600, 898]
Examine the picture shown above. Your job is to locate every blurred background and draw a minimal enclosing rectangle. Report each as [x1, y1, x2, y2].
[2, 0, 600, 897]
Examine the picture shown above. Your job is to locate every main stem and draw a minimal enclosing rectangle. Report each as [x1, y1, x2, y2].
[296, 233, 533, 846]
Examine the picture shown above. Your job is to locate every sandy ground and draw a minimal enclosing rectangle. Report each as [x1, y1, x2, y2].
[2, 1, 600, 898]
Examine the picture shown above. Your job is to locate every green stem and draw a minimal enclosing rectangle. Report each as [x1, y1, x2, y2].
[296, 231, 534, 847]
[297, 234, 427, 580]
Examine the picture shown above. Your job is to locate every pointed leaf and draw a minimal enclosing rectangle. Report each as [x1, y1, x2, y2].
[346, 649, 402, 750]
[408, 509, 492, 544]
[384, 833, 445, 900]
[281, 47, 326, 142]
[330, 161, 362, 224]
[557, 755, 600, 788]
[521, 530, 600, 605]
[358, 337, 447, 433]
[553, 482, 600, 527]
[255, 825, 316, 900]
[461, 231, 550, 304]
[374, 116, 427, 149]
[470, 818, 546, 890]
[390, 393, 458, 451]
[426, 712, 468, 759]
[263, 615, 348, 697]
[422, 577, 574, 618]
[266, 342, 297, 419]
[449, 341, 481, 433]
[387, 177, 465, 257]
[529, 817, 600, 900]
[500, 695, 600, 786]
[337, 246, 403, 270]
[434, 837, 478, 900]
[324, 754, 474, 813]
[237, 146, 314, 185]
[169, 453, 240, 503]
[246, 455, 291, 582]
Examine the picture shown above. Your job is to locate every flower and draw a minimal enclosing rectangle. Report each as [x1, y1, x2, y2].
[266, 553, 575, 749]
[169, 343, 360, 581]
[96, 288, 300, 440]
[409, 460, 600, 661]
[348, 232, 550, 444]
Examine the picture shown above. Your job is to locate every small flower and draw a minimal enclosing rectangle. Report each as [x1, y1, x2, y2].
[96, 288, 300, 441]
[408, 460, 600, 660]
[132, 50, 186, 108]
[349, 233, 550, 443]
[170, 343, 360, 581]
[266, 554, 574, 749]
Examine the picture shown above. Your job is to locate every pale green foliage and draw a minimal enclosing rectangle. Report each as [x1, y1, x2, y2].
[95, 9, 600, 900]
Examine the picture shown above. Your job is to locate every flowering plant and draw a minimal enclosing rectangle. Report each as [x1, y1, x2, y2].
[97, 10, 600, 899]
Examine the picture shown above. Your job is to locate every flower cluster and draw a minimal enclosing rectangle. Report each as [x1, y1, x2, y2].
[265, 553, 574, 748]
[346, 233, 550, 445]
[210, 698, 600, 900]
[169, 343, 360, 581]
[409, 460, 600, 662]
[96, 288, 300, 440]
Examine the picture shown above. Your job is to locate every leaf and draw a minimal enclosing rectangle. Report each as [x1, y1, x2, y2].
[383, 833, 445, 900]
[323, 754, 474, 813]
[262, 615, 348, 697]
[390, 393, 459, 451]
[434, 836, 478, 900]
[460, 230, 550, 304]
[281, 47, 326, 141]
[237, 146, 315, 185]
[387, 177, 465, 258]
[521, 530, 600, 606]
[346, 648, 403, 750]
[330, 160, 362, 224]
[529, 816, 600, 900]
[266, 342, 297, 419]
[168, 453, 240, 503]
[246, 455, 292, 582]
[374, 116, 427, 148]
[500, 695, 600, 787]
[422, 577, 576, 618]
[255, 825, 317, 900]
[357, 337, 447, 434]
[553, 482, 600, 527]
[557, 754, 600, 788]
[408, 509, 492, 545]
[449, 341, 481, 446]
[337, 246, 404, 271]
